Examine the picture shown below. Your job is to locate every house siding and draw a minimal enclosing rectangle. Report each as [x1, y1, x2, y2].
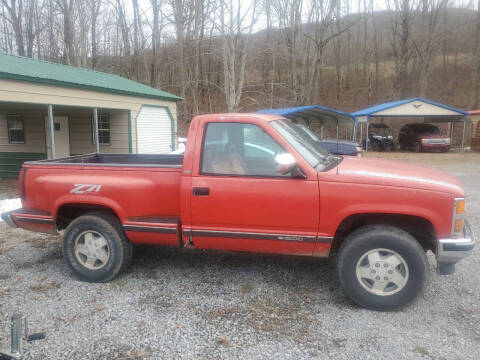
[68, 109, 129, 155]
[0, 111, 46, 153]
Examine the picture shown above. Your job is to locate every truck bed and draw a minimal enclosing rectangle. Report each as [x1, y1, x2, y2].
[25, 153, 184, 167]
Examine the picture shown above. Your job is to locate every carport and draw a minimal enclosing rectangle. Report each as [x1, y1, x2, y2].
[352, 98, 469, 152]
[255, 105, 356, 140]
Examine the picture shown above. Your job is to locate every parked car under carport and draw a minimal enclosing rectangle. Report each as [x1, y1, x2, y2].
[295, 124, 363, 156]
[399, 123, 450, 152]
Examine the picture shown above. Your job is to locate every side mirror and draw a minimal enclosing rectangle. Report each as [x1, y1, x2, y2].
[275, 153, 296, 175]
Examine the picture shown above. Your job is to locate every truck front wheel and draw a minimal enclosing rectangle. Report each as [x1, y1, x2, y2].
[63, 213, 133, 282]
[337, 225, 428, 311]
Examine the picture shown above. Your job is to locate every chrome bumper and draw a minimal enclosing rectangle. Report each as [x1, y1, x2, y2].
[1, 209, 18, 228]
[436, 219, 475, 275]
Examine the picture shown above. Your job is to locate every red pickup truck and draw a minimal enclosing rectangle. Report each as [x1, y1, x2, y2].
[2, 113, 475, 311]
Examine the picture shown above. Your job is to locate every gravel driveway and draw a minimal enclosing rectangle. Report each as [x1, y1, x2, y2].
[0, 153, 479, 359]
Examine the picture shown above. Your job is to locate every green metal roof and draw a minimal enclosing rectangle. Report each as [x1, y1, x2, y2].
[0, 52, 182, 102]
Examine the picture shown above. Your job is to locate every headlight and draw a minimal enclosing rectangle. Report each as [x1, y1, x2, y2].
[452, 198, 466, 235]
[355, 147, 363, 157]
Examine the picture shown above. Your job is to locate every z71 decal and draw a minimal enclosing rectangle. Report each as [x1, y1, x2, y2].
[70, 184, 102, 194]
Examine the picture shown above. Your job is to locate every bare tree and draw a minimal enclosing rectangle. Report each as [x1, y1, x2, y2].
[56, 0, 76, 65]
[471, 0, 480, 108]
[301, 0, 340, 104]
[411, 0, 446, 97]
[389, 0, 417, 99]
[87, 0, 102, 68]
[1, 0, 26, 55]
[218, 0, 259, 112]
[168, 0, 189, 110]
[150, 0, 161, 86]
[113, 0, 131, 57]
[271, 0, 303, 104]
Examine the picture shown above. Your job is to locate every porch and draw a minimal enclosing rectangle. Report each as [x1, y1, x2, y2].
[0, 102, 130, 177]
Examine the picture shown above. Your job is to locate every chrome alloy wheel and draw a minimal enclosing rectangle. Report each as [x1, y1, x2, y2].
[356, 248, 409, 296]
[74, 230, 110, 270]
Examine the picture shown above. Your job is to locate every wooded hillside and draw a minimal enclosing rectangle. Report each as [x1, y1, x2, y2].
[1, 0, 479, 131]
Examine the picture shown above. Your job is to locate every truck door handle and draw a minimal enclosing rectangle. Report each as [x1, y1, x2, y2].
[193, 187, 210, 196]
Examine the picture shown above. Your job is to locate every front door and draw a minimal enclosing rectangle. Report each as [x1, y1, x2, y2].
[45, 116, 70, 158]
[189, 121, 319, 256]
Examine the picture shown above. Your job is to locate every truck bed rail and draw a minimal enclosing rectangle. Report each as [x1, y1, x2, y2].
[24, 153, 184, 168]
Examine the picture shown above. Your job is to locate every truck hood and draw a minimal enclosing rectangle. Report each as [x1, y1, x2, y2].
[327, 156, 464, 196]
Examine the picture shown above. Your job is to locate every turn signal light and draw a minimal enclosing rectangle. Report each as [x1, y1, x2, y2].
[456, 199, 465, 214]
[454, 219, 464, 233]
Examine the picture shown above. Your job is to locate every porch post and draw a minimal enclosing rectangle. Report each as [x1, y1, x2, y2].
[47, 104, 55, 159]
[461, 117, 466, 152]
[353, 124, 357, 141]
[93, 107, 99, 153]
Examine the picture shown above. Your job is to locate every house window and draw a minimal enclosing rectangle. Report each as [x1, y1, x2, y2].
[92, 113, 110, 145]
[7, 114, 25, 144]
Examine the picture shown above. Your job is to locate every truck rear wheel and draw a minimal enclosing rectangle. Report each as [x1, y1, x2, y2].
[337, 225, 428, 311]
[63, 212, 133, 282]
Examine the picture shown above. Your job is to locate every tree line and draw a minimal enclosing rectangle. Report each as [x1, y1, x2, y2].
[1, 0, 479, 128]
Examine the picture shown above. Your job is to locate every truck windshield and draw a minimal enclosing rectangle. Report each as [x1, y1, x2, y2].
[270, 119, 330, 169]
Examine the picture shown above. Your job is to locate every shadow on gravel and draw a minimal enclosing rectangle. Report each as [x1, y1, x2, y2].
[129, 245, 351, 344]
[130, 245, 346, 298]
[131, 244, 337, 280]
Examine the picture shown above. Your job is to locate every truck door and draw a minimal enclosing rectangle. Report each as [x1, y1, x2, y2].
[188, 121, 320, 256]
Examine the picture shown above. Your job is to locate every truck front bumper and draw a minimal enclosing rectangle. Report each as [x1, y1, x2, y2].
[436, 219, 475, 275]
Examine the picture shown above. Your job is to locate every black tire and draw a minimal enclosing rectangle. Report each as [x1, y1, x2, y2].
[63, 212, 133, 282]
[337, 225, 428, 311]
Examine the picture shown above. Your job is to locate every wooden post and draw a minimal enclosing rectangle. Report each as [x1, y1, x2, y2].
[47, 105, 55, 159]
[461, 117, 466, 152]
[93, 108, 99, 153]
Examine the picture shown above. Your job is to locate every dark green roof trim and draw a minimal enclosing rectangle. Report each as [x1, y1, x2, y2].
[0, 53, 183, 102]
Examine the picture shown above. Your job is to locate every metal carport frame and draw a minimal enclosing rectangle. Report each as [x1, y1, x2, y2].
[256, 105, 356, 140]
[352, 98, 469, 152]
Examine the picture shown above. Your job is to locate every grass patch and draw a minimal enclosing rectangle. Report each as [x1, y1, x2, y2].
[30, 281, 61, 293]
[204, 294, 316, 342]
[113, 350, 150, 360]
[24, 235, 59, 249]
[240, 282, 253, 294]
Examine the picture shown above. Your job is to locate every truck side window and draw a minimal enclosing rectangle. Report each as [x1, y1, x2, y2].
[201, 122, 288, 177]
